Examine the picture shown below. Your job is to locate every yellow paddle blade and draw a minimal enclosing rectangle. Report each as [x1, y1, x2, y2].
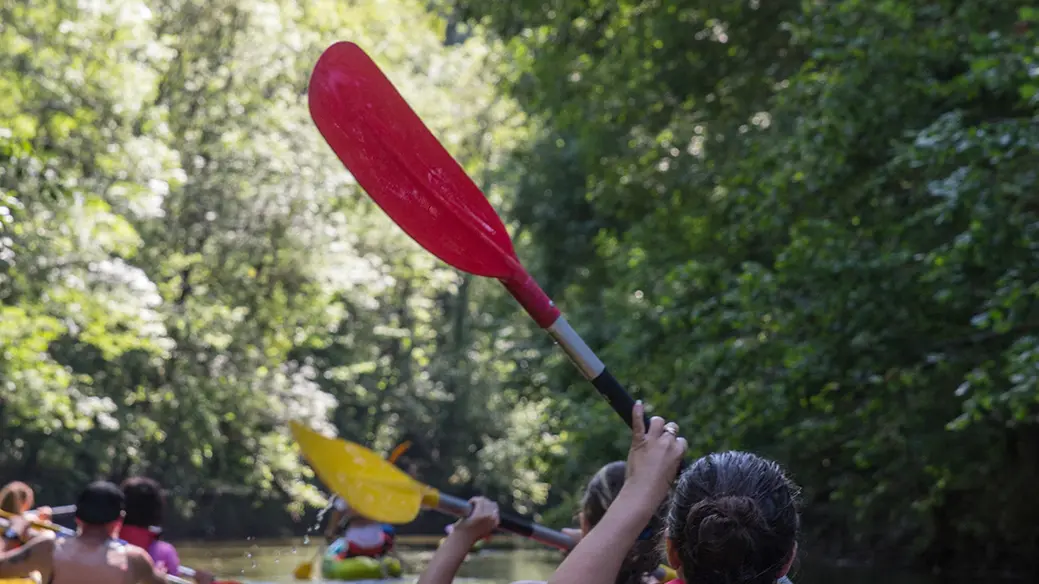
[290, 421, 431, 524]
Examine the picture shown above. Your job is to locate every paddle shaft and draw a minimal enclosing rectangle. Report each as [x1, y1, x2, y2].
[436, 492, 573, 549]
[437, 493, 684, 582]
[505, 281, 690, 474]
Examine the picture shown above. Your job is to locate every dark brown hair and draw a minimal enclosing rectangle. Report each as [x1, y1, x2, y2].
[582, 461, 663, 584]
[121, 476, 166, 528]
[665, 452, 800, 584]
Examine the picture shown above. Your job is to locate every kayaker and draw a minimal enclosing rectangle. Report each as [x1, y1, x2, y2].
[120, 477, 180, 575]
[0, 481, 53, 529]
[0, 480, 170, 583]
[546, 408, 799, 584]
[658, 451, 799, 584]
[1, 481, 55, 584]
[418, 402, 687, 584]
[330, 515, 394, 560]
[571, 460, 665, 584]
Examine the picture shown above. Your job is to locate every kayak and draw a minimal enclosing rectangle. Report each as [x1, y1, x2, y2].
[320, 555, 402, 581]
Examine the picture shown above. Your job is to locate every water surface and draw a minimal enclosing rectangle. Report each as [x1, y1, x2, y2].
[177, 539, 955, 584]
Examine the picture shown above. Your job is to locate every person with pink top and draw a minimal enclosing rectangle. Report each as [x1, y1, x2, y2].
[120, 477, 213, 583]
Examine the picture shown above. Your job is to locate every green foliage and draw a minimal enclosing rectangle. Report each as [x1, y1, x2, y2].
[0, 0, 545, 535]
[450, 0, 1039, 572]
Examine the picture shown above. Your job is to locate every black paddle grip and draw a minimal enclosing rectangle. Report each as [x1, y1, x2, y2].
[497, 510, 535, 537]
[590, 369, 689, 475]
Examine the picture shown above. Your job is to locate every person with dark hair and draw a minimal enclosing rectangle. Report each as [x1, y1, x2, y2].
[544, 432, 800, 584]
[120, 477, 181, 575]
[0, 481, 171, 583]
[662, 452, 799, 584]
[1, 481, 54, 583]
[576, 461, 665, 584]
[1, 481, 53, 551]
[418, 402, 687, 584]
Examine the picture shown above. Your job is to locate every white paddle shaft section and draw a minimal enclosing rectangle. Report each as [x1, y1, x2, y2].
[546, 316, 605, 380]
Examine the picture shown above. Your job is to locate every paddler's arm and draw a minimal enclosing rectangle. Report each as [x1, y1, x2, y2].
[546, 405, 686, 584]
[0, 534, 56, 577]
[417, 497, 499, 584]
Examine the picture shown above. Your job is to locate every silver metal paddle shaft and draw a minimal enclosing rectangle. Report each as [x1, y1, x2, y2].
[546, 317, 605, 379]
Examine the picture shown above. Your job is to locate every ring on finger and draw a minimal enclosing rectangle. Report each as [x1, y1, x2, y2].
[663, 422, 679, 435]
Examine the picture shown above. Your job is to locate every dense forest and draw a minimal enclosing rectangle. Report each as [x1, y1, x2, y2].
[2, 0, 1038, 576]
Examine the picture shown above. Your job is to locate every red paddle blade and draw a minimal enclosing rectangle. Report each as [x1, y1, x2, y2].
[308, 42, 520, 280]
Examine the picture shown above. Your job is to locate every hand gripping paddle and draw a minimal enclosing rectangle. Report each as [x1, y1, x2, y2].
[308, 42, 652, 432]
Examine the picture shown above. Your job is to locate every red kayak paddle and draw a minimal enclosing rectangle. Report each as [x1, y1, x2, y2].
[307, 41, 651, 431]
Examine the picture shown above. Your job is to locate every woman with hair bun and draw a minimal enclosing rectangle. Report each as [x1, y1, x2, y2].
[546, 421, 798, 584]
[662, 451, 800, 584]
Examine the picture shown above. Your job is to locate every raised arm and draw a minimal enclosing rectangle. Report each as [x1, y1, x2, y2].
[546, 403, 686, 584]
[417, 497, 499, 584]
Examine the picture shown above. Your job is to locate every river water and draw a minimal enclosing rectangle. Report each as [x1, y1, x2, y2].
[177, 538, 966, 584]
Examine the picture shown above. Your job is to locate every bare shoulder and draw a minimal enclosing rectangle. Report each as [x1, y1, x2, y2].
[124, 545, 156, 572]
[126, 545, 167, 584]
[0, 535, 56, 577]
[124, 543, 155, 566]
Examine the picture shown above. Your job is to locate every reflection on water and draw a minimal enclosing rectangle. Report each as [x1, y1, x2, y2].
[177, 539, 963, 584]
[178, 539, 562, 584]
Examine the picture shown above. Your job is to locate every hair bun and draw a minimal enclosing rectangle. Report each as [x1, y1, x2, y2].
[686, 496, 770, 580]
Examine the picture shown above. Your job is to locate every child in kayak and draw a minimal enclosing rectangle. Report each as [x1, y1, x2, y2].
[119, 478, 180, 574]
[1, 481, 55, 583]
[324, 497, 396, 560]
[418, 402, 687, 584]
[1, 481, 53, 549]
[548, 407, 799, 584]
[120, 477, 214, 584]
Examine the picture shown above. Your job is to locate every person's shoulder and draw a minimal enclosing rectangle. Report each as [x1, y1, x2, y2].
[123, 543, 154, 564]
[27, 533, 57, 553]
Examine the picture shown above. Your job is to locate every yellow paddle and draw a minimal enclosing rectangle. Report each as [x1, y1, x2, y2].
[293, 437, 414, 580]
[289, 422, 680, 581]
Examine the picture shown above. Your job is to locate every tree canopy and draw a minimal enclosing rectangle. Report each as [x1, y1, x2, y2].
[444, 0, 1039, 572]
[2, 0, 1038, 574]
